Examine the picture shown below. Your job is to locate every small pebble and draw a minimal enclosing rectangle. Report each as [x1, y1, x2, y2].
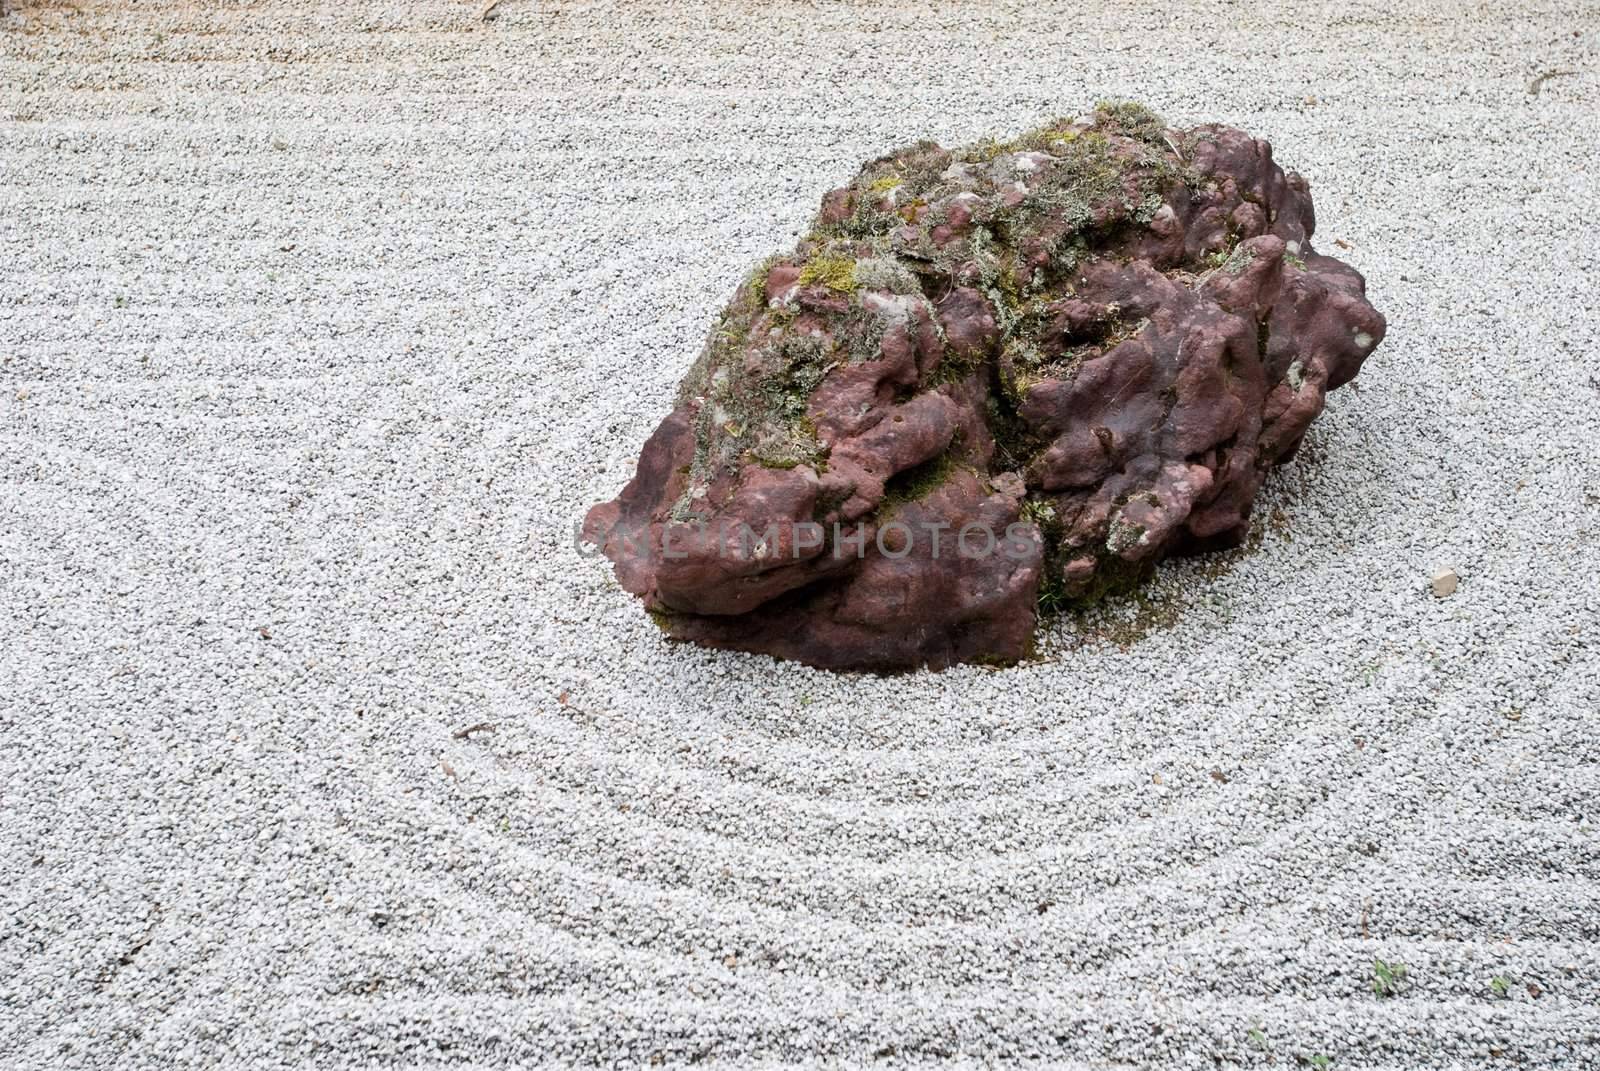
[1432, 567, 1460, 598]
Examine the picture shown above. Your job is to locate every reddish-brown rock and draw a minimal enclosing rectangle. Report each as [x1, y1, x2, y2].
[584, 103, 1386, 670]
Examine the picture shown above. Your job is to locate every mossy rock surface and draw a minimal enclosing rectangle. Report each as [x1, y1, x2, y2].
[585, 103, 1387, 671]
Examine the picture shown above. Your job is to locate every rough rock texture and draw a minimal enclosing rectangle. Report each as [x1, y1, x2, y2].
[586, 103, 1386, 670]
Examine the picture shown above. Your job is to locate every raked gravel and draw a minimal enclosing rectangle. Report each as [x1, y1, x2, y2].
[2, 1, 1598, 1067]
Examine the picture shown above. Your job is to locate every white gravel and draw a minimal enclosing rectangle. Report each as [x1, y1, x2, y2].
[3, 1, 1598, 1067]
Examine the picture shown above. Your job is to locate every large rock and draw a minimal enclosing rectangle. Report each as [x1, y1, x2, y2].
[584, 103, 1386, 670]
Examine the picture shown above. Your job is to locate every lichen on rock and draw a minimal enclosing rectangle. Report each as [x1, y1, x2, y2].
[584, 102, 1387, 671]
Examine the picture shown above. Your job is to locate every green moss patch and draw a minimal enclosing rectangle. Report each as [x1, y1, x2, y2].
[798, 254, 858, 293]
